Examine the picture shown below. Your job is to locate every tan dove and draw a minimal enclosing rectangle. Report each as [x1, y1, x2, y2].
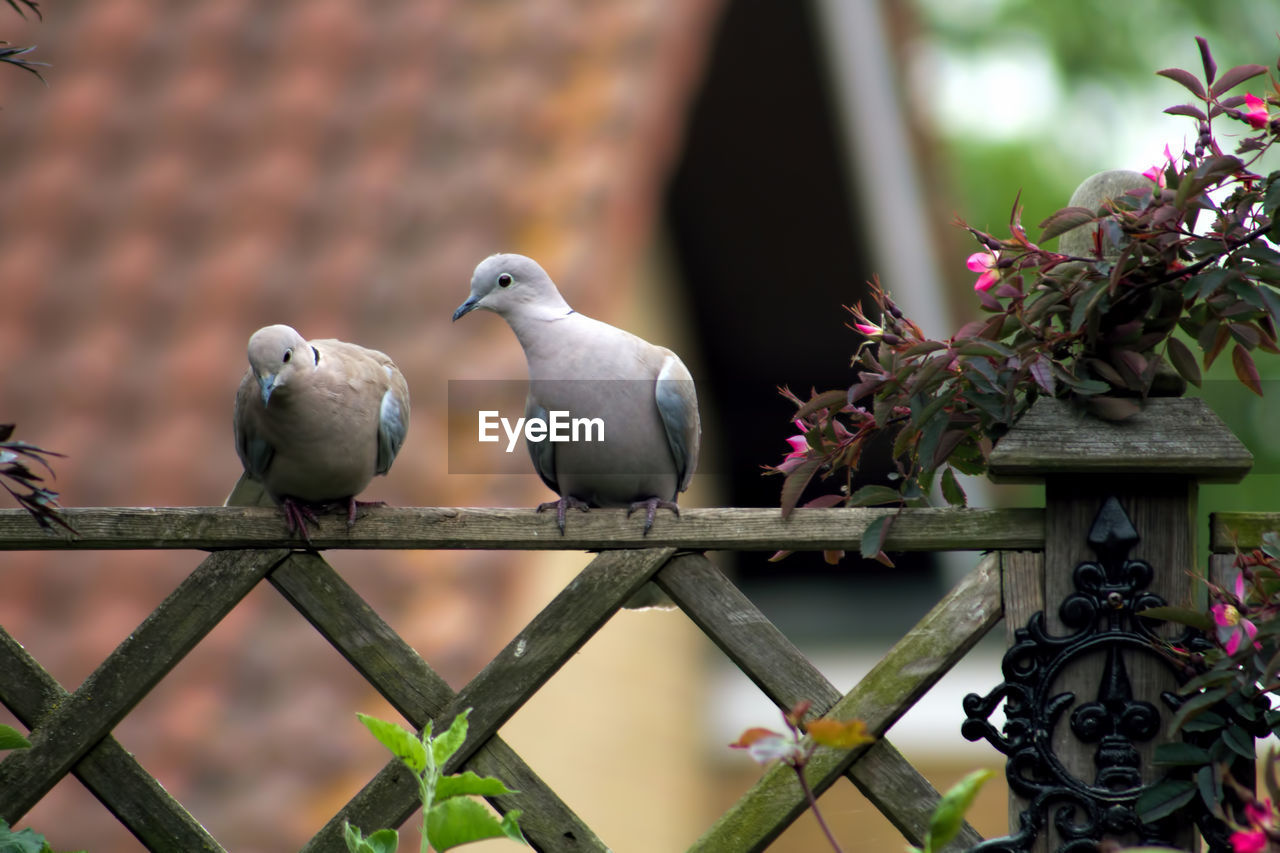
[229, 324, 410, 537]
[452, 253, 700, 534]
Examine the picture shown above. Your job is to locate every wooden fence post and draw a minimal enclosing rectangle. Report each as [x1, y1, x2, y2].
[972, 396, 1251, 851]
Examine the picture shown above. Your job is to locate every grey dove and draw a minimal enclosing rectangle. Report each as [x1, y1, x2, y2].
[229, 324, 410, 538]
[452, 253, 700, 534]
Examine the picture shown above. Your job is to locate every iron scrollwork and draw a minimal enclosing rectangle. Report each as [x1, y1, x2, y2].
[961, 497, 1225, 852]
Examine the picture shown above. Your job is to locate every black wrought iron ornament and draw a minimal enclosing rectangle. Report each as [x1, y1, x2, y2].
[961, 497, 1226, 852]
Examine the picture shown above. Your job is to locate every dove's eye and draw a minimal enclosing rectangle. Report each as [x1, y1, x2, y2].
[497, 273, 513, 288]
[282, 349, 292, 363]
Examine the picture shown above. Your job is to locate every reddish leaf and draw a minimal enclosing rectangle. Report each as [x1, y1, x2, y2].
[730, 727, 783, 749]
[1038, 206, 1097, 242]
[846, 374, 884, 405]
[1084, 396, 1141, 421]
[803, 493, 846, 509]
[1232, 344, 1263, 396]
[1157, 67, 1207, 100]
[794, 388, 850, 421]
[1164, 103, 1208, 121]
[1210, 64, 1267, 98]
[1228, 322, 1260, 349]
[1204, 324, 1231, 369]
[931, 429, 968, 469]
[1028, 356, 1056, 395]
[780, 457, 823, 519]
[1195, 36, 1216, 84]
[1165, 336, 1202, 387]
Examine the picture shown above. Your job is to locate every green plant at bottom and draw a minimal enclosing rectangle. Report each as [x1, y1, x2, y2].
[344, 708, 526, 853]
[0, 726, 84, 853]
[731, 701, 993, 852]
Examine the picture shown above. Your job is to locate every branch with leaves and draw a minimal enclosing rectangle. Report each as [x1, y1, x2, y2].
[0, 0, 45, 83]
[770, 38, 1280, 554]
[0, 424, 71, 532]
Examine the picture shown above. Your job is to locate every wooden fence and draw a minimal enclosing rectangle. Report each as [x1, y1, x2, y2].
[0, 505, 1026, 852]
[0, 398, 1268, 852]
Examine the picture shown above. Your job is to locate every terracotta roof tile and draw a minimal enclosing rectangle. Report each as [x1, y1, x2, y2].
[0, 0, 723, 846]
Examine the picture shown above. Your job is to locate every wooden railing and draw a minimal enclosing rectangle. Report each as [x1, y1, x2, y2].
[0, 505, 1042, 852]
[2, 502, 1270, 851]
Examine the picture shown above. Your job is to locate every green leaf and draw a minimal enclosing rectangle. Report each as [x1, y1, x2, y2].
[435, 771, 518, 802]
[1164, 337, 1201, 388]
[925, 769, 994, 852]
[358, 713, 427, 774]
[1221, 723, 1256, 760]
[1152, 742, 1210, 766]
[426, 798, 526, 851]
[940, 467, 967, 507]
[1039, 206, 1097, 243]
[1196, 763, 1226, 820]
[860, 514, 894, 567]
[1136, 605, 1213, 632]
[0, 725, 31, 751]
[845, 484, 903, 507]
[343, 822, 400, 853]
[0, 819, 49, 853]
[1168, 686, 1231, 735]
[1135, 778, 1197, 822]
[432, 709, 472, 768]
[1181, 711, 1225, 733]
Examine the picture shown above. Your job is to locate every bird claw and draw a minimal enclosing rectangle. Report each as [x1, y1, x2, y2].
[627, 497, 680, 535]
[347, 498, 386, 526]
[536, 496, 590, 534]
[280, 497, 322, 544]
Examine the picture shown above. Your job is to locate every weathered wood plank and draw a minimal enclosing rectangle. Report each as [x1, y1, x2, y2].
[688, 552, 1003, 851]
[0, 505, 1045, 551]
[998, 551, 1044, 839]
[1211, 512, 1280, 553]
[658, 553, 984, 851]
[269, 552, 607, 853]
[988, 397, 1252, 483]
[306, 548, 674, 853]
[0, 627, 226, 851]
[0, 549, 290, 820]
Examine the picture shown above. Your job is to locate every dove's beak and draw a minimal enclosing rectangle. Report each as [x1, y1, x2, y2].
[452, 296, 480, 322]
[257, 372, 279, 407]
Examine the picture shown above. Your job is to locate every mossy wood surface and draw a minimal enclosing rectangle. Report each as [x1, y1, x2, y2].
[1211, 512, 1280, 553]
[274, 550, 612, 853]
[688, 552, 1002, 852]
[661, 552, 987, 850]
[0, 505, 1045, 551]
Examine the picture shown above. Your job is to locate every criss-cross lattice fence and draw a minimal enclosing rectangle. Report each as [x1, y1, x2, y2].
[0, 503, 1035, 851]
[0, 395, 1268, 852]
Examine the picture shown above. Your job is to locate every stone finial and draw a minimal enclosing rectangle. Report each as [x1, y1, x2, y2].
[1057, 169, 1157, 258]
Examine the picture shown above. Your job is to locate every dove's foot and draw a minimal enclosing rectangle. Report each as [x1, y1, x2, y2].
[280, 497, 322, 543]
[536, 495, 591, 533]
[346, 497, 387, 526]
[626, 497, 680, 535]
